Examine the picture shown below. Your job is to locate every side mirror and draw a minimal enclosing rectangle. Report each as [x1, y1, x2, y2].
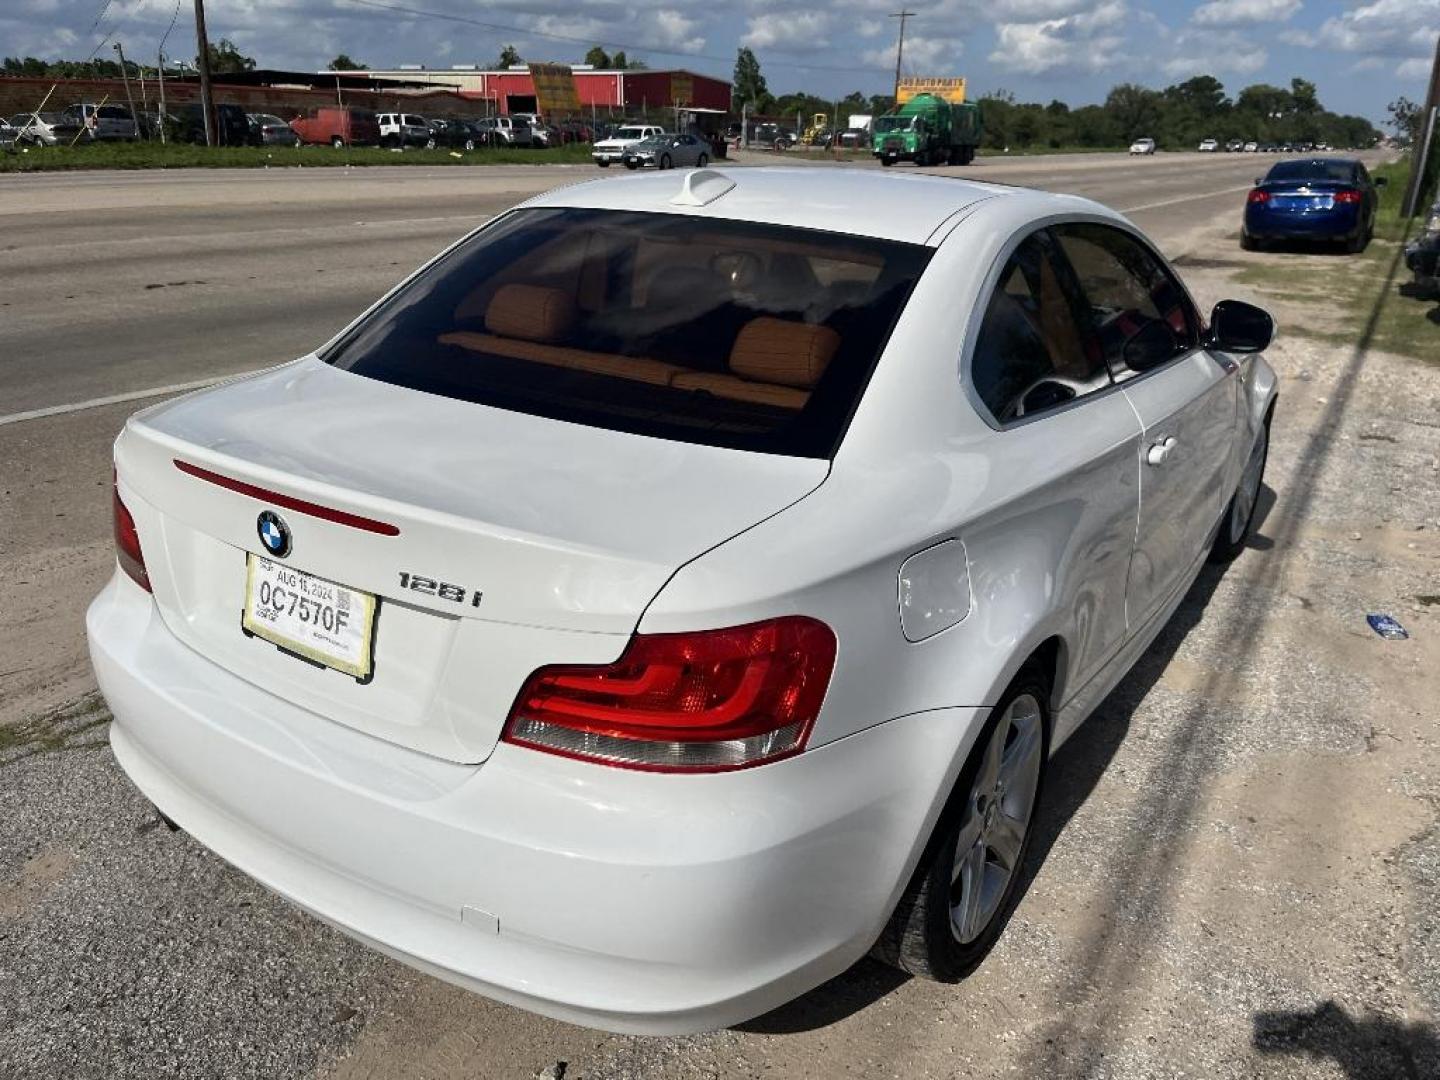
[1374, 176, 1389, 188]
[1122, 320, 1181, 372]
[1207, 299, 1274, 353]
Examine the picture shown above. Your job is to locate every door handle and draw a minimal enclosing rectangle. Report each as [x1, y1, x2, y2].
[1146, 436, 1177, 467]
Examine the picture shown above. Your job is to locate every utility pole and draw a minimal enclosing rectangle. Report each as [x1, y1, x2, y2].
[890, 10, 915, 104]
[113, 42, 141, 138]
[157, 52, 167, 143]
[1402, 33, 1440, 218]
[193, 0, 216, 146]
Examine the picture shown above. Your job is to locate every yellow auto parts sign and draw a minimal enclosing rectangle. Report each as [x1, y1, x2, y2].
[897, 77, 967, 104]
[528, 63, 581, 115]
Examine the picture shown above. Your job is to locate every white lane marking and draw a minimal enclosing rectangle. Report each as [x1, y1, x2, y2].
[1120, 184, 1254, 213]
[0, 375, 255, 428]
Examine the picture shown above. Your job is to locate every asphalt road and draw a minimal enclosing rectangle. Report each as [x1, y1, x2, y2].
[6, 149, 1434, 1080]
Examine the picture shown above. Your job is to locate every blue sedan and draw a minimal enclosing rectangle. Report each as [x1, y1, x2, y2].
[1242, 158, 1385, 253]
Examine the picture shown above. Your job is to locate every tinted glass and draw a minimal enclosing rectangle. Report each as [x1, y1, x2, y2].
[1264, 159, 1357, 184]
[971, 233, 1111, 423]
[1053, 223, 1197, 380]
[326, 208, 932, 458]
[98, 106, 131, 119]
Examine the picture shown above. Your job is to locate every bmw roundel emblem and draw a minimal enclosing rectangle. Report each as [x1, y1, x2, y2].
[257, 511, 292, 558]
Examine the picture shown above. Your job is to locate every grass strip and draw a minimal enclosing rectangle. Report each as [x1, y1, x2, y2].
[1, 140, 598, 172]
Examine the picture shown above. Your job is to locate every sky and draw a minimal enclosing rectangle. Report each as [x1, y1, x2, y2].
[3, 0, 1436, 124]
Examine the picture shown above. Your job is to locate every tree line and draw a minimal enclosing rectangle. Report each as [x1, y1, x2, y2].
[733, 47, 1380, 149]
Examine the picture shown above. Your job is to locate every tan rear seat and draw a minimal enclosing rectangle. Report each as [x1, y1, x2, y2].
[438, 332, 684, 387]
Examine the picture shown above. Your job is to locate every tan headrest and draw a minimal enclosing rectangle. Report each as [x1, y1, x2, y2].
[729, 317, 841, 389]
[485, 284, 577, 343]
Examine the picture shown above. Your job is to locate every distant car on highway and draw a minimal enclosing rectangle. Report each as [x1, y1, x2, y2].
[1225, 139, 1245, 153]
[248, 113, 301, 147]
[91, 167, 1278, 1037]
[1198, 138, 1219, 152]
[621, 132, 709, 169]
[1242, 157, 1384, 252]
[1244, 141, 1260, 152]
[1129, 137, 1156, 155]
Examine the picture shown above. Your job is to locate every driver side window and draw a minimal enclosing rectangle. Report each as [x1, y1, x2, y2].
[1052, 223, 1198, 381]
[971, 232, 1111, 424]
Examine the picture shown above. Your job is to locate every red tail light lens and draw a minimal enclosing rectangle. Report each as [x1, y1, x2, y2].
[504, 617, 837, 772]
[1247, 189, 1270, 204]
[113, 476, 151, 593]
[1334, 189, 1362, 204]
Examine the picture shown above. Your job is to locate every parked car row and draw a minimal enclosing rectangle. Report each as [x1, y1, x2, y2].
[4, 100, 598, 152]
[1203, 138, 1336, 153]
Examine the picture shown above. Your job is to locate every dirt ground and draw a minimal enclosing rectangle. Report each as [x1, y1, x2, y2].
[2, 213, 1438, 1080]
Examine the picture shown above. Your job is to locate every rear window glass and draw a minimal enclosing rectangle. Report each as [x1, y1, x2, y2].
[325, 208, 932, 458]
[97, 106, 131, 119]
[1265, 160, 1355, 184]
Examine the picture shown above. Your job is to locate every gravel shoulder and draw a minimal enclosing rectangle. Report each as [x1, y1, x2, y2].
[2, 178, 1437, 1080]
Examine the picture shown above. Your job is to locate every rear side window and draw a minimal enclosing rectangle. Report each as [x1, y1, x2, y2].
[970, 232, 1110, 424]
[1052, 223, 1197, 380]
[325, 208, 932, 458]
[98, 106, 130, 119]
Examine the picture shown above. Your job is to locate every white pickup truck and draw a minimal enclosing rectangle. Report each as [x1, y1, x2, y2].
[592, 124, 667, 167]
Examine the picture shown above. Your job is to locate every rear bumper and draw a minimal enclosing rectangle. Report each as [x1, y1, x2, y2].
[1244, 205, 1360, 239]
[88, 571, 976, 1034]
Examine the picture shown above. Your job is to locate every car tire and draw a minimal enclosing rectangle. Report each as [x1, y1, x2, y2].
[1241, 233, 1260, 251]
[464, 139, 475, 151]
[597, 160, 610, 167]
[696, 153, 708, 167]
[660, 154, 672, 170]
[1209, 412, 1269, 563]
[880, 157, 895, 167]
[874, 666, 1050, 981]
[331, 136, 345, 149]
[625, 160, 639, 170]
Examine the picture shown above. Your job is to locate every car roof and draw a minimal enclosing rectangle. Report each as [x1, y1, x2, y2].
[520, 167, 1059, 246]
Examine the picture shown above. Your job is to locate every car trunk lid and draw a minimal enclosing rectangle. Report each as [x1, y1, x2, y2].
[116, 358, 828, 763]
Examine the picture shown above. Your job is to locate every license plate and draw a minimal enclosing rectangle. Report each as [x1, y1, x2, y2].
[1275, 195, 1333, 211]
[242, 555, 377, 681]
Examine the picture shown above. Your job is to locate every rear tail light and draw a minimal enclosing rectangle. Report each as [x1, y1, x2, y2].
[504, 617, 837, 772]
[1334, 189, 1363, 204]
[1247, 189, 1270, 204]
[113, 473, 151, 593]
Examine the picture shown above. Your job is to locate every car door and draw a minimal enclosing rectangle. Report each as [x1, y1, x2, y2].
[1052, 222, 1237, 629]
[963, 228, 1142, 696]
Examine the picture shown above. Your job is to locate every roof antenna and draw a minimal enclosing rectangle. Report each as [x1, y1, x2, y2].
[670, 168, 736, 207]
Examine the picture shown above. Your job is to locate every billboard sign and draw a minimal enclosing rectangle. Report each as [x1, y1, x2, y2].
[896, 77, 966, 105]
[528, 63, 581, 115]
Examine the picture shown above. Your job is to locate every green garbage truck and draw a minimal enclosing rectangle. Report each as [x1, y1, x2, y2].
[872, 93, 983, 167]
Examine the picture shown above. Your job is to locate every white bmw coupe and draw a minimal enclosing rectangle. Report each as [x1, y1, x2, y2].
[89, 167, 1276, 1034]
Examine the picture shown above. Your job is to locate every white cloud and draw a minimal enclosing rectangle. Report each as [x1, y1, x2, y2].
[987, 0, 1127, 75]
[1191, 0, 1300, 28]
[1162, 30, 1267, 77]
[741, 11, 828, 48]
[860, 35, 964, 72]
[1397, 57, 1432, 79]
[1277, 28, 1314, 46]
[651, 9, 706, 51]
[1317, 0, 1440, 59]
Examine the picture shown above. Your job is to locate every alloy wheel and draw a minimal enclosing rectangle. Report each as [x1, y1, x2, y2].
[949, 693, 1044, 944]
[1229, 427, 1267, 544]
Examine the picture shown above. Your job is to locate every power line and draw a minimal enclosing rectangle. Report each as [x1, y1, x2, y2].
[342, 0, 895, 76]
